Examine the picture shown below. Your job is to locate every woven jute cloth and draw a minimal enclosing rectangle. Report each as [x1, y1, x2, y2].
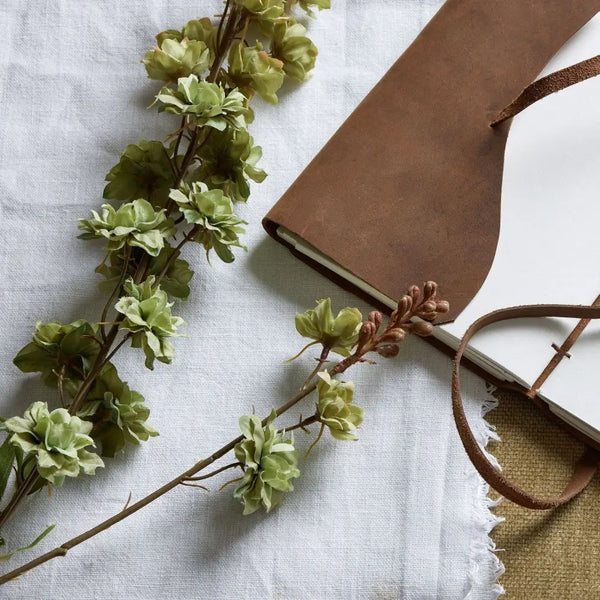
[489, 390, 600, 598]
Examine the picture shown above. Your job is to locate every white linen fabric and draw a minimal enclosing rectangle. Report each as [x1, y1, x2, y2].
[0, 1, 502, 598]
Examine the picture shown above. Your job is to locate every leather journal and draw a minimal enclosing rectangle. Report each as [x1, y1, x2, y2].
[263, 0, 600, 507]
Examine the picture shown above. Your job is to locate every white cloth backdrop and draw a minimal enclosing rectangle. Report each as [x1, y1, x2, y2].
[0, 1, 502, 598]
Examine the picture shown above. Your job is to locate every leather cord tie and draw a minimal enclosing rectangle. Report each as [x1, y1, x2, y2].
[491, 54, 600, 126]
[452, 304, 600, 509]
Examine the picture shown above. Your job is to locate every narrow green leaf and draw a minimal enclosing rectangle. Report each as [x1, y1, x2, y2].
[0, 437, 15, 505]
[0, 524, 56, 562]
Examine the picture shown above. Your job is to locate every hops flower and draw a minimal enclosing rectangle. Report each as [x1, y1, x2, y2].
[3, 402, 104, 486]
[142, 37, 211, 82]
[157, 76, 250, 130]
[78, 199, 176, 257]
[295, 298, 362, 356]
[297, 0, 331, 17]
[237, 0, 285, 21]
[79, 365, 158, 457]
[316, 372, 363, 441]
[169, 183, 246, 263]
[270, 19, 318, 81]
[97, 242, 194, 302]
[233, 412, 300, 514]
[103, 140, 176, 207]
[13, 320, 99, 393]
[228, 42, 284, 105]
[115, 277, 185, 370]
[191, 127, 266, 203]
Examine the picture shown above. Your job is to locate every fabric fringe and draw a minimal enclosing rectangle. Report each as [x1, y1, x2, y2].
[464, 390, 505, 599]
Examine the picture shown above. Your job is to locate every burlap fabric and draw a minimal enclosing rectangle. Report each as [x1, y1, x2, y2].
[489, 391, 600, 598]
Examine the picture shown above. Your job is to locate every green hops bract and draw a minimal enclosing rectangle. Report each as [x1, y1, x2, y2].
[233, 412, 300, 514]
[3, 402, 104, 486]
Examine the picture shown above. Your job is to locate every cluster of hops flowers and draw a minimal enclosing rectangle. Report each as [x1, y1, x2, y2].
[294, 298, 362, 357]
[2, 402, 104, 486]
[233, 412, 300, 514]
[157, 76, 251, 131]
[79, 365, 158, 458]
[169, 182, 247, 263]
[13, 320, 100, 393]
[115, 277, 185, 369]
[103, 140, 176, 207]
[316, 372, 363, 441]
[78, 199, 176, 257]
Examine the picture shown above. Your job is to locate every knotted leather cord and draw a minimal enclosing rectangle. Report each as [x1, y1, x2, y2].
[491, 54, 600, 126]
[453, 305, 600, 509]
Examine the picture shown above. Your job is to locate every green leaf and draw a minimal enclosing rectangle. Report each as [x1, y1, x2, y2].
[0, 524, 56, 562]
[0, 437, 15, 505]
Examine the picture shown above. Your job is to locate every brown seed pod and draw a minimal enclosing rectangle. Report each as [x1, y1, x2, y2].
[367, 310, 383, 329]
[377, 344, 400, 358]
[410, 321, 435, 337]
[423, 281, 438, 299]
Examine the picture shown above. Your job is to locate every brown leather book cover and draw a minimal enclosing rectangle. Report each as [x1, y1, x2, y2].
[263, 0, 600, 325]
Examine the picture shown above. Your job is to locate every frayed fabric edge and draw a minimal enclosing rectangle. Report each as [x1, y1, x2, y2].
[463, 389, 505, 599]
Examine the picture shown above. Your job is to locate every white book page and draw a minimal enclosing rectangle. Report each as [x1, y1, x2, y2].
[441, 14, 600, 421]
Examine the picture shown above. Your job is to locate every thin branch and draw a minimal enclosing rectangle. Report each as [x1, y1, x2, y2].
[100, 246, 132, 341]
[281, 414, 318, 433]
[153, 225, 200, 287]
[184, 462, 241, 482]
[56, 365, 66, 409]
[301, 346, 330, 391]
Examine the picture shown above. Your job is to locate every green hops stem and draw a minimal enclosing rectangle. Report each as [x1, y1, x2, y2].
[2, 402, 104, 486]
[233, 412, 300, 514]
[78, 198, 176, 257]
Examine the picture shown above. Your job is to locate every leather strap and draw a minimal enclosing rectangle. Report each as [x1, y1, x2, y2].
[492, 54, 600, 125]
[452, 304, 600, 509]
